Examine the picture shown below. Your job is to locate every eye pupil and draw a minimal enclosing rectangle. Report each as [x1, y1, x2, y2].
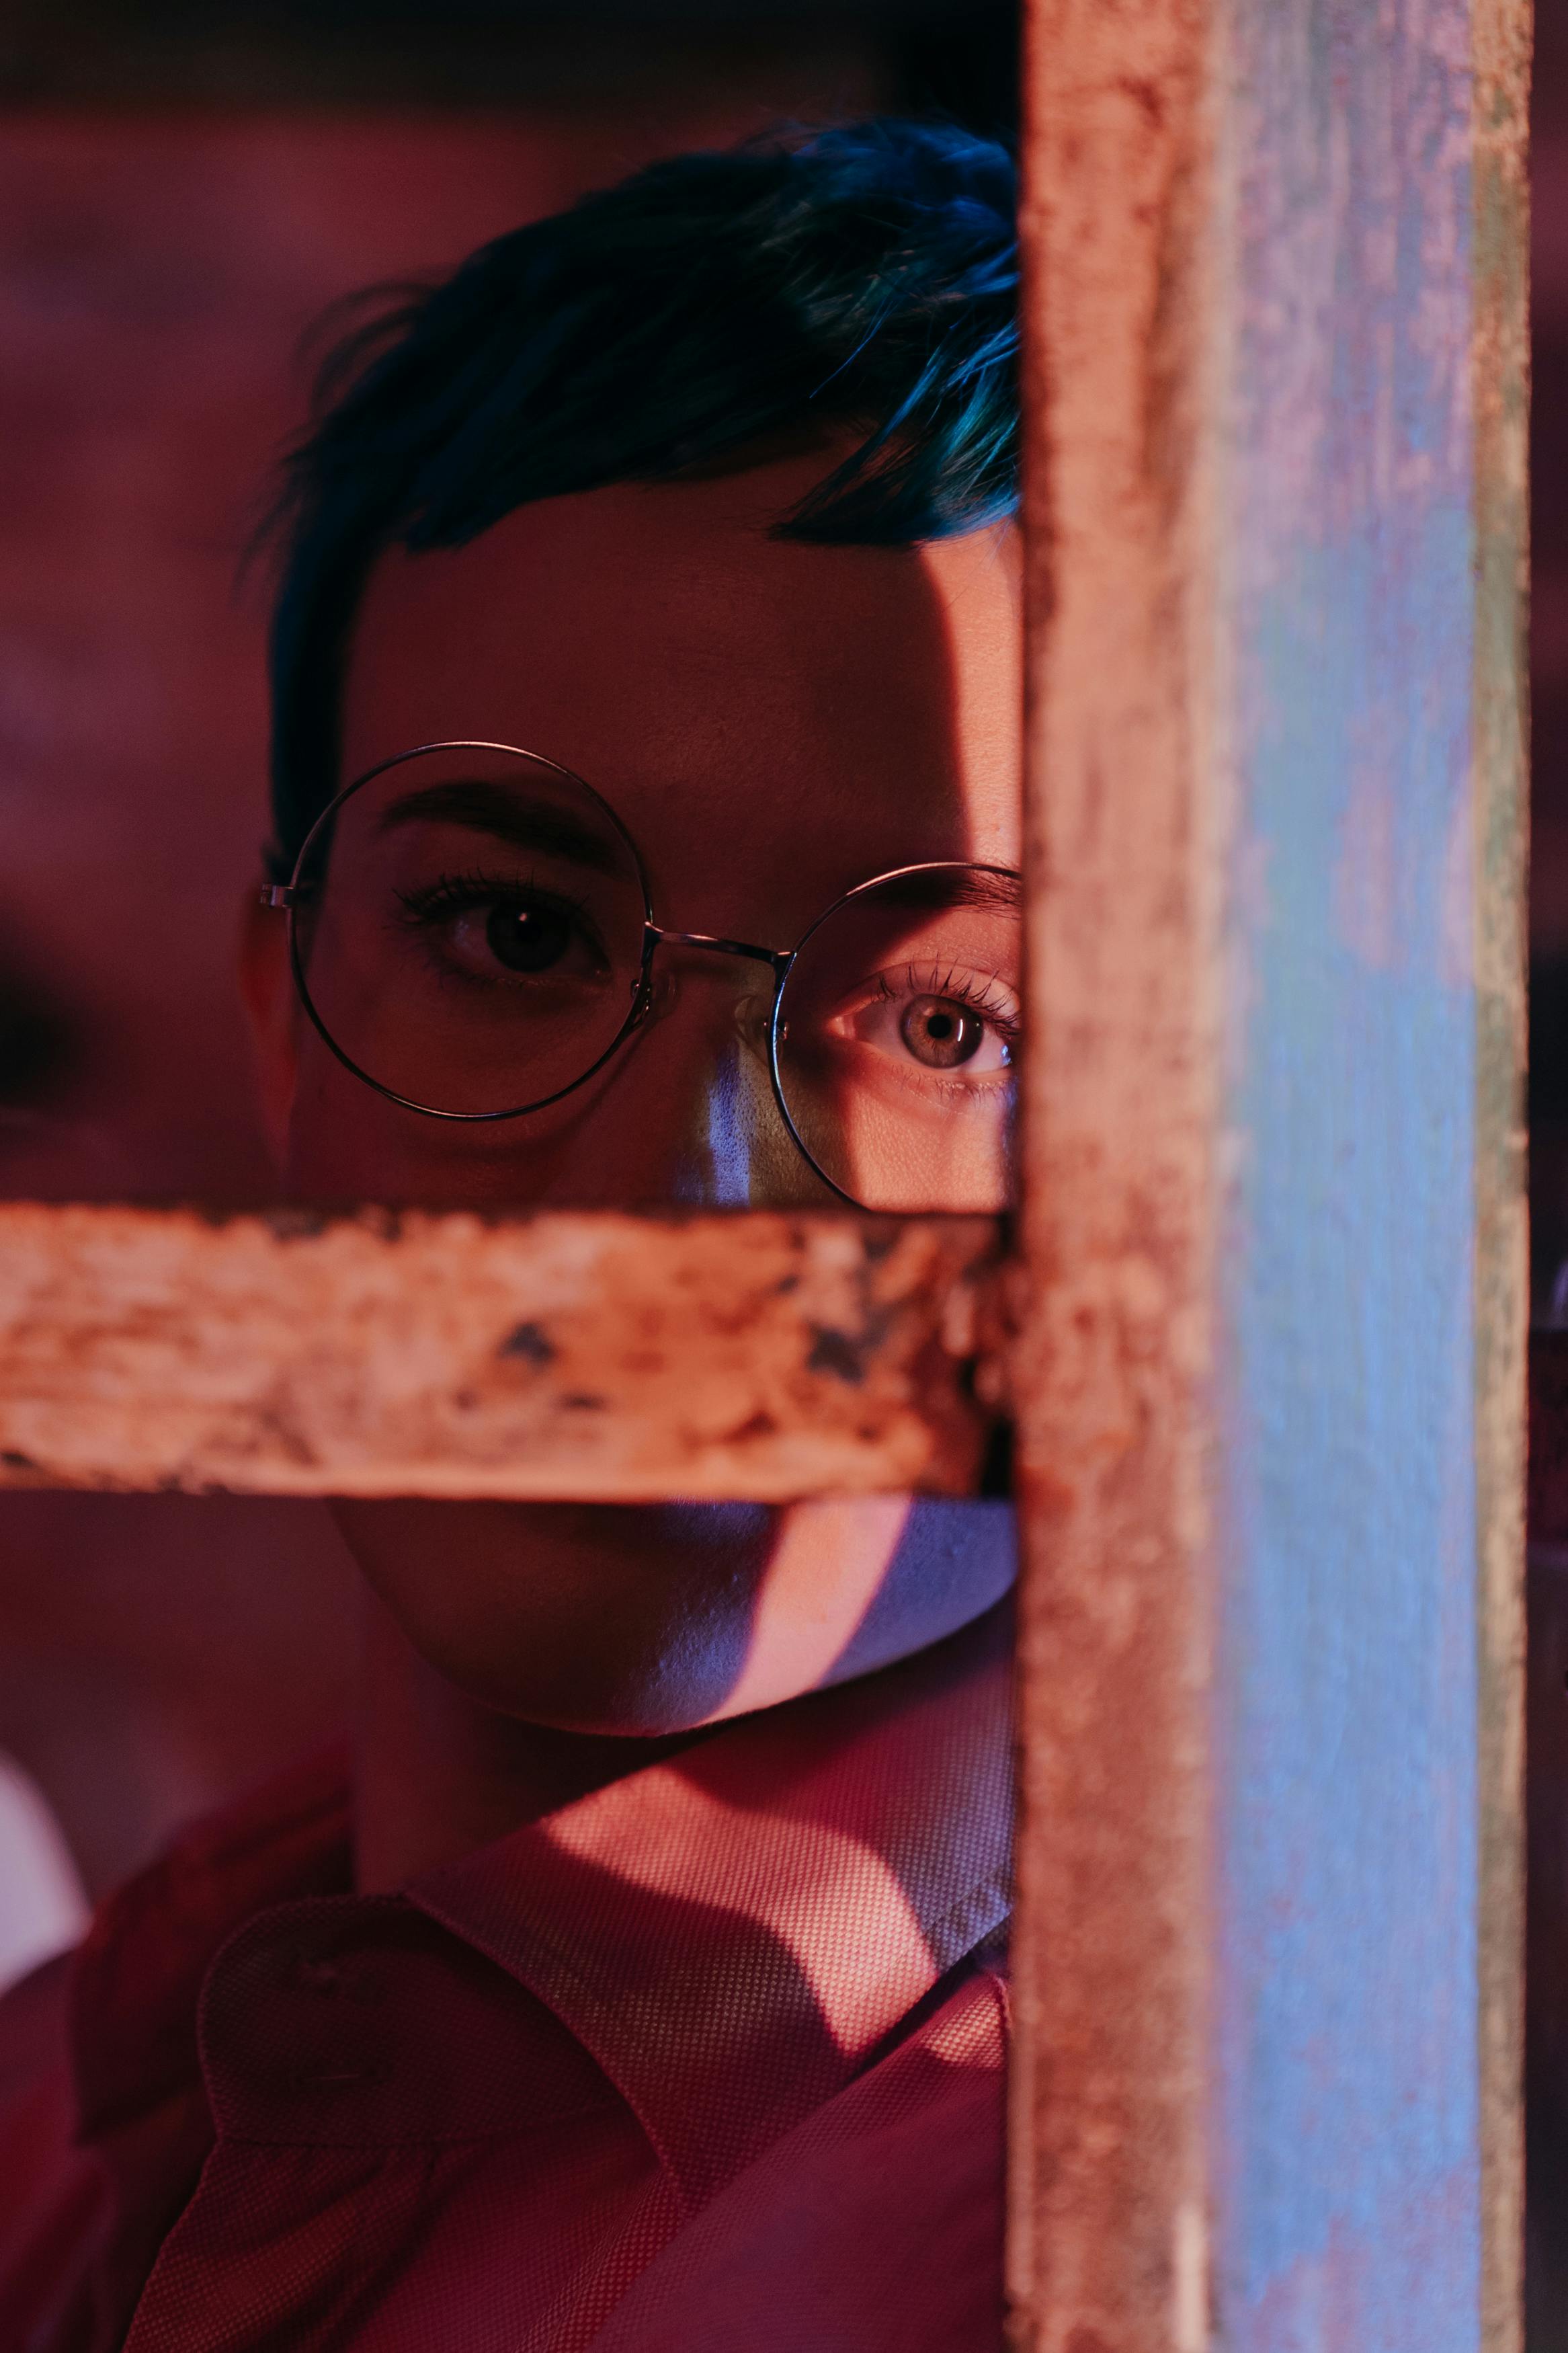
[486, 903, 572, 974]
[902, 994, 983, 1069]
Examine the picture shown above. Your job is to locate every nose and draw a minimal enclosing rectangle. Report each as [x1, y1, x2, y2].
[556, 955, 840, 1211]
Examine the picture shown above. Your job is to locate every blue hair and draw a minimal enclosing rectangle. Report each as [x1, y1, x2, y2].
[266, 118, 1019, 873]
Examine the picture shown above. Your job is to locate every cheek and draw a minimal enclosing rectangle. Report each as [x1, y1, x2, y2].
[284, 1034, 559, 1208]
[701, 1496, 1018, 1721]
[705, 1498, 913, 1719]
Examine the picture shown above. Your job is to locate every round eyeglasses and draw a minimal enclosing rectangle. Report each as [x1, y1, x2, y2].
[263, 742, 1021, 1213]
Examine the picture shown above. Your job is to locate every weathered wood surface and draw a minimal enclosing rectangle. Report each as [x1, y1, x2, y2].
[0, 1205, 1001, 1500]
[1009, 0, 1528, 2348]
[1008, 1, 1216, 2347]
[1475, 0, 1532, 2332]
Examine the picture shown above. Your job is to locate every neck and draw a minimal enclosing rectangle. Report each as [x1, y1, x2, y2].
[352, 1589, 691, 1892]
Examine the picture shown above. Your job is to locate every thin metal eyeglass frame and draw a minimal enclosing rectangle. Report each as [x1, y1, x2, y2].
[261, 739, 1021, 1211]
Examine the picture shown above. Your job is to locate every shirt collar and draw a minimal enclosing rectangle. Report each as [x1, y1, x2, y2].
[68, 1605, 1012, 2209]
[69, 1744, 351, 2139]
[409, 1600, 1014, 2210]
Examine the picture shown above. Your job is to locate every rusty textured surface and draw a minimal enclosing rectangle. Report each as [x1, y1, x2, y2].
[1009, 0, 1529, 2344]
[0, 1205, 1000, 1501]
[1474, 0, 1532, 2339]
[1008, 0, 1217, 2346]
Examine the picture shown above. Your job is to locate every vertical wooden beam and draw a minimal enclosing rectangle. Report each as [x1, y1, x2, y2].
[1009, 1, 1216, 2345]
[1008, 0, 1530, 2347]
[1473, 0, 1531, 2338]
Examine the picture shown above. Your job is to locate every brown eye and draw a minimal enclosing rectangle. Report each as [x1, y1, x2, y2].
[901, 995, 987, 1069]
[485, 901, 574, 973]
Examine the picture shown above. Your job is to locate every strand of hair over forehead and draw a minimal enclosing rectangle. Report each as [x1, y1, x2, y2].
[284, 119, 1020, 555]
[265, 120, 1019, 873]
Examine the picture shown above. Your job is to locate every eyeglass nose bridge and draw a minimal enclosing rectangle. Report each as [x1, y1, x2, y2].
[646, 924, 792, 974]
[628, 920, 839, 1202]
[630, 924, 792, 1028]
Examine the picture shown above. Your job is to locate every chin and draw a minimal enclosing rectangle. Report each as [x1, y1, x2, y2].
[333, 1492, 1017, 1737]
[421, 1605, 762, 1737]
[335, 1494, 773, 1733]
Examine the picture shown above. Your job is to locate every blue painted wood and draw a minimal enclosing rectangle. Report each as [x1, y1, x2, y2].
[1212, 1, 1521, 2342]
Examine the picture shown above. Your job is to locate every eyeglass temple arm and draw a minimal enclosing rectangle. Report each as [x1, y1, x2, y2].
[649, 926, 791, 975]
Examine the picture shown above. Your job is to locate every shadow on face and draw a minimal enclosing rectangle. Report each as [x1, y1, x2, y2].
[248, 442, 1023, 1732]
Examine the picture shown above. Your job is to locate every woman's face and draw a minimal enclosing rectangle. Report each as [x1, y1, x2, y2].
[247, 443, 1023, 1732]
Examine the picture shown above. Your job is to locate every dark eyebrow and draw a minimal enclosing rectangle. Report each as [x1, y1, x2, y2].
[878, 867, 1022, 916]
[376, 781, 626, 877]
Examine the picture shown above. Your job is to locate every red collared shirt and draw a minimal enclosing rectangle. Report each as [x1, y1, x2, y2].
[0, 1607, 1012, 2352]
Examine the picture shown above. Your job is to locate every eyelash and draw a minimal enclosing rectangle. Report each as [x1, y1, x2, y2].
[387, 890, 1016, 1057]
[394, 869, 602, 949]
[872, 963, 1021, 1045]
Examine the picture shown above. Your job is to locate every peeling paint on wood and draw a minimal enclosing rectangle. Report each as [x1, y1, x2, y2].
[1009, 0, 1528, 2345]
[1009, 2, 1218, 2346]
[1473, 1, 1532, 2338]
[0, 1205, 1001, 1501]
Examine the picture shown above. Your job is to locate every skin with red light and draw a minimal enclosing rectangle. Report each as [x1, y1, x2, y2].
[242, 444, 1022, 1888]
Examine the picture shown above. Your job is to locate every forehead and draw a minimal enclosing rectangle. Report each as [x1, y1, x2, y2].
[339, 448, 1022, 920]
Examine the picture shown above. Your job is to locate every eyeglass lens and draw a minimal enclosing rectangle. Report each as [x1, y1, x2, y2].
[291, 744, 1018, 1212]
[292, 744, 649, 1119]
[774, 867, 1019, 1213]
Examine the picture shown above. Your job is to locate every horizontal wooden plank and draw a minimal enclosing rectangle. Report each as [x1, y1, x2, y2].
[0, 1203, 1003, 1501]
